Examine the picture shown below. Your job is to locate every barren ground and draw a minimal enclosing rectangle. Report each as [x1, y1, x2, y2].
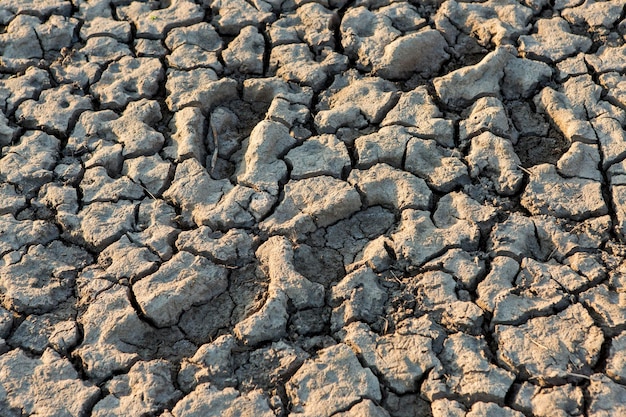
[1, 0, 626, 416]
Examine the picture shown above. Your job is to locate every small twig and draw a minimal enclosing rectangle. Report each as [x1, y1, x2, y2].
[138, 182, 156, 200]
[210, 124, 219, 175]
[565, 372, 591, 380]
[528, 337, 550, 351]
[517, 165, 533, 176]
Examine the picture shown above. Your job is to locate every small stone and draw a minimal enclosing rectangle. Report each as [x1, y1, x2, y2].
[286, 343, 381, 417]
[223, 25, 264, 74]
[134, 251, 228, 328]
[496, 303, 604, 384]
[521, 163, 607, 221]
[348, 163, 433, 211]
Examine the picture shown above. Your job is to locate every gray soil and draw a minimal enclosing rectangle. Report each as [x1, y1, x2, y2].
[0, 0, 625, 416]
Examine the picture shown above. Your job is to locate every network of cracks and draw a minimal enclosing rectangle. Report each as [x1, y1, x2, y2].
[1, 0, 626, 416]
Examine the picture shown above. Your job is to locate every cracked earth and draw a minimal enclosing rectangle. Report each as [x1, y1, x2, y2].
[1, 0, 626, 416]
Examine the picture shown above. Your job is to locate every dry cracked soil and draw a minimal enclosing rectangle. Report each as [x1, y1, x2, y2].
[1, 0, 626, 416]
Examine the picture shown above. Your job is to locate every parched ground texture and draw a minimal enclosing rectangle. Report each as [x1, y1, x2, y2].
[1, 0, 626, 416]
